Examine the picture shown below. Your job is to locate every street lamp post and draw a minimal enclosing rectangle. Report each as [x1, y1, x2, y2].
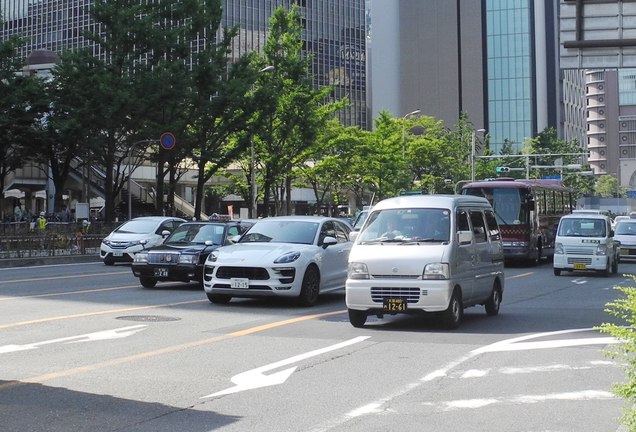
[401, 109, 421, 159]
[250, 65, 275, 219]
[471, 128, 486, 182]
[127, 139, 156, 221]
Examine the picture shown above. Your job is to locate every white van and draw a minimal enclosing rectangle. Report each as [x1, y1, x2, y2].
[346, 195, 505, 329]
[553, 210, 619, 276]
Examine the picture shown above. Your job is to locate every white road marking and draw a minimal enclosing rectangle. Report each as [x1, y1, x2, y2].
[202, 336, 370, 398]
[0, 325, 147, 354]
[309, 328, 621, 432]
[441, 390, 615, 411]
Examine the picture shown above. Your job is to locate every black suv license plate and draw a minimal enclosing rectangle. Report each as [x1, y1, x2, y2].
[383, 297, 407, 312]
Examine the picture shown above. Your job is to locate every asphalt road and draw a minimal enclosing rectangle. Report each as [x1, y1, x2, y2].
[0, 258, 632, 431]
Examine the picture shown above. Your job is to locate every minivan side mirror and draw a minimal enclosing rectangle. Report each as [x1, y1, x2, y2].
[458, 230, 473, 245]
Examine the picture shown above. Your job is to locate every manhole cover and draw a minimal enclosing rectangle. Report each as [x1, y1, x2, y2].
[116, 315, 181, 322]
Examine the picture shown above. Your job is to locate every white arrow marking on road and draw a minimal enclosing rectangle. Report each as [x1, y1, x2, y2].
[202, 336, 370, 398]
[473, 328, 619, 355]
[571, 278, 588, 285]
[0, 325, 147, 354]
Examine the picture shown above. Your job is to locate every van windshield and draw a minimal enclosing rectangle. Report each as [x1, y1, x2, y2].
[357, 208, 450, 244]
[558, 218, 606, 238]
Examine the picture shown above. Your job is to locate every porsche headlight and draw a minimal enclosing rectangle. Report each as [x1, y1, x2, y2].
[422, 263, 449, 280]
[207, 252, 219, 263]
[179, 254, 198, 264]
[134, 253, 149, 263]
[348, 262, 369, 279]
[274, 251, 301, 263]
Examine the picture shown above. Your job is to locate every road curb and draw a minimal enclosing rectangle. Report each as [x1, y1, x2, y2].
[0, 254, 102, 268]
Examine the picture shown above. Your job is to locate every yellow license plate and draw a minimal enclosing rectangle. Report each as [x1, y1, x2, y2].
[383, 297, 407, 312]
[573, 263, 587, 270]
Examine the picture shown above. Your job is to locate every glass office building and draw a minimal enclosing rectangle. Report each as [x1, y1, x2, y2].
[0, 0, 366, 128]
[486, 0, 559, 153]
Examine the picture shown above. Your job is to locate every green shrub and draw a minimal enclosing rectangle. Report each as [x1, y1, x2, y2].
[598, 279, 636, 430]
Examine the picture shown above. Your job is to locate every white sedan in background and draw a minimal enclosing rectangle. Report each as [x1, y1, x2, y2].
[203, 216, 352, 306]
[100, 216, 186, 265]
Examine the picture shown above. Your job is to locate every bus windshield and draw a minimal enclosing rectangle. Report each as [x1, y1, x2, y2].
[463, 187, 527, 226]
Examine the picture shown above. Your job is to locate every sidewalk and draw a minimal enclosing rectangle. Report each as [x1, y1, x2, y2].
[0, 253, 102, 269]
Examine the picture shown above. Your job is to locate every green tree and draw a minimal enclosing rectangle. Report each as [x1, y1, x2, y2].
[295, 120, 363, 214]
[79, 0, 163, 221]
[183, 0, 254, 220]
[254, 5, 343, 216]
[595, 175, 623, 198]
[0, 26, 43, 212]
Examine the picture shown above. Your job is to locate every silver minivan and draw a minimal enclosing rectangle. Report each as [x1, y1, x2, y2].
[346, 195, 505, 329]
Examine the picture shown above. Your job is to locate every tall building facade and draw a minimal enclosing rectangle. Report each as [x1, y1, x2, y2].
[0, 0, 367, 129]
[366, 1, 570, 156]
[585, 69, 636, 192]
[366, 0, 486, 133]
[485, 0, 561, 153]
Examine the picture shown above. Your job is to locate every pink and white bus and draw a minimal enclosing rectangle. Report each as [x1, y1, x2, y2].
[461, 178, 574, 264]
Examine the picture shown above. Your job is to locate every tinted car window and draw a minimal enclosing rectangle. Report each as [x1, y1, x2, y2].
[484, 210, 501, 241]
[241, 220, 319, 244]
[115, 219, 159, 234]
[469, 210, 487, 243]
[334, 221, 351, 242]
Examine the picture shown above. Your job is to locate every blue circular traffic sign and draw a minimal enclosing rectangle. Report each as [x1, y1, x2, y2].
[160, 132, 176, 150]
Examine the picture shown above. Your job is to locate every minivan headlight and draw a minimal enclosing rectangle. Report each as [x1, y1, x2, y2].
[422, 263, 449, 280]
[555, 242, 563, 255]
[348, 262, 369, 279]
[596, 244, 608, 256]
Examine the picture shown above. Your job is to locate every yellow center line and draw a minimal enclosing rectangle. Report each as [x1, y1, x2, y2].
[0, 299, 206, 330]
[0, 309, 346, 389]
[0, 271, 131, 284]
[0, 285, 139, 302]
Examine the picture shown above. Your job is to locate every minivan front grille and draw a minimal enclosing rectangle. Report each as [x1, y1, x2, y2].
[371, 287, 421, 304]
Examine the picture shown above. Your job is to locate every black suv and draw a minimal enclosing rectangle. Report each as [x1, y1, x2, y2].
[131, 219, 254, 288]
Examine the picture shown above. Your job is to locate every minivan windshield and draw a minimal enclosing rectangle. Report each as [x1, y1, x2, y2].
[357, 208, 450, 244]
[558, 217, 607, 238]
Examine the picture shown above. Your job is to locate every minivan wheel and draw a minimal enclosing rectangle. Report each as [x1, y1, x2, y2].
[612, 257, 619, 274]
[348, 309, 367, 328]
[485, 282, 502, 316]
[442, 289, 463, 329]
[139, 277, 157, 288]
[553, 268, 561, 276]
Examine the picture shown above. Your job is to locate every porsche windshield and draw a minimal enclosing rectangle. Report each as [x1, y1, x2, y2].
[240, 220, 319, 244]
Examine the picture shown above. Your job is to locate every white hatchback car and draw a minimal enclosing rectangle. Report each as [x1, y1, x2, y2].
[100, 216, 186, 265]
[203, 216, 352, 306]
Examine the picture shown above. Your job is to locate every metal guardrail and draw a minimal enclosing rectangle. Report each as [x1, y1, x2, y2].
[0, 233, 102, 259]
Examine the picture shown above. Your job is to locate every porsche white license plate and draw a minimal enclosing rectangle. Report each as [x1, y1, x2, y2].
[230, 278, 249, 289]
